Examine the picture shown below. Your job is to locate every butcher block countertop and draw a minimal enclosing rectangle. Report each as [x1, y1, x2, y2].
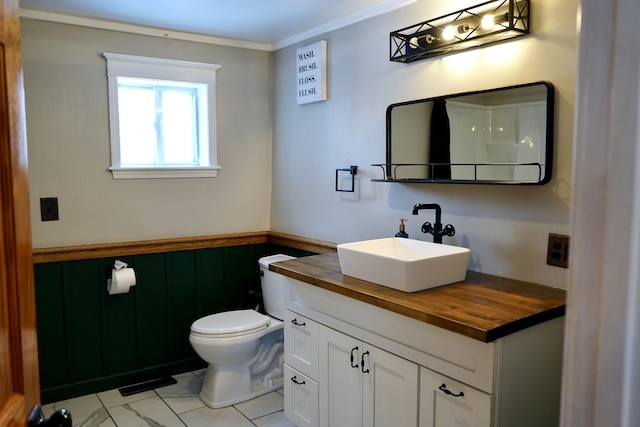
[270, 253, 566, 343]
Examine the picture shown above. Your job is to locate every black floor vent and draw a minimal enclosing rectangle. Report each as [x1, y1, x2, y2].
[118, 376, 177, 396]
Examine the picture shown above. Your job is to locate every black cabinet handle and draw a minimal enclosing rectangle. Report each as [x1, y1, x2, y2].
[291, 376, 306, 385]
[361, 351, 370, 373]
[439, 383, 464, 397]
[350, 346, 359, 368]
[291, 318, 306, 326]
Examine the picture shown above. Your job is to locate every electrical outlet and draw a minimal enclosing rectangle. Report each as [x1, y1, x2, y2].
[547, 233, 569, 268]
[40, 197, 59, 221]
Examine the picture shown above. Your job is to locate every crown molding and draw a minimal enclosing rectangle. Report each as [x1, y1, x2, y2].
[273, 0, 416, 50]
[21, 0, 416, 52]
[19, 8, 273, 51]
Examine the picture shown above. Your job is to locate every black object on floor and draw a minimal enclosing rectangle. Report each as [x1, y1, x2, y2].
[118, 376, 177, 396]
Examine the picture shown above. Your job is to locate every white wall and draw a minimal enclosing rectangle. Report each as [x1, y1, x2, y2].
[21, 0, 578, 287]
[22, 19, 274, 248]
[271, 0, 578, 287]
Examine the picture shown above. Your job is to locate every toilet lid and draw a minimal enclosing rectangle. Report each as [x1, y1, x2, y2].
[191, 309, 270, 336]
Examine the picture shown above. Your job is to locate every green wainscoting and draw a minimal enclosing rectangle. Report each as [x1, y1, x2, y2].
[34, 243, 311, 403]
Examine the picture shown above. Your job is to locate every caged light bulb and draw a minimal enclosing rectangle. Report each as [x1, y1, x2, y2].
[481, 14, 495, 30]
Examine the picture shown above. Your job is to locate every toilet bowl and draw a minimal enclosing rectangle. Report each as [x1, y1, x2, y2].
[189, 254, 295, 408]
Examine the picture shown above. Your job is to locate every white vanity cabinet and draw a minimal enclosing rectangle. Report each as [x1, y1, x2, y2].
[319, 325, 419, 427]
[276, 255, 565, 427]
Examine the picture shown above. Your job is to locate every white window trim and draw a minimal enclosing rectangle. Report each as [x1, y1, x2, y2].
[103, 53, 222, 179]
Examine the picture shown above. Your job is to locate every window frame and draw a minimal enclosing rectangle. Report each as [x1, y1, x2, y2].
[103, 53, 221, 179]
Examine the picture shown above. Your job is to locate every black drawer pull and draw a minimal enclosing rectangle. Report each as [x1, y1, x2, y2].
[291, 376, 306, 385]
[439, 383, 464, 397]
[291, 318, 306, 326]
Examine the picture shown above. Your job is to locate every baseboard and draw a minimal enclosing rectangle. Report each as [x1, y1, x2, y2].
[40, 358, 206, 404]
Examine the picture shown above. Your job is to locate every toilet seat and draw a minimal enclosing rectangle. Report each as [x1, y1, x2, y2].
[191, 309, 270, 338]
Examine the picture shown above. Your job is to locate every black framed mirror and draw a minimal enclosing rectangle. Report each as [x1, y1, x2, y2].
[373, 81, 554, 184]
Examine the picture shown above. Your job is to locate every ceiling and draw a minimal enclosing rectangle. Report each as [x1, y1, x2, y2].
[18, 0, 417, 50]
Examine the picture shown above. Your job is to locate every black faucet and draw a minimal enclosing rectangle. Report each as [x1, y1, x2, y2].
[411, 203, 456, 244]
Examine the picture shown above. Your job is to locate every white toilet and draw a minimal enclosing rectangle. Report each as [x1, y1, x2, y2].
[189, 254, 296, 408]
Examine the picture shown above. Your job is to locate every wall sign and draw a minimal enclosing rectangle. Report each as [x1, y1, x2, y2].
[296, 40, 327, 105]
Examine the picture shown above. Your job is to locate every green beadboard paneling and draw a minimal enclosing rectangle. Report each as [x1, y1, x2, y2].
[134, 253, 170, 368]
[267, 244, 315, 259]
[195, 247, 227, 317]
[63, 259, 103, 383]
[34, 263, 68, 388]
[35, 243, 311, 404]
[166, 251, 199, 361]
[100, 256, 138, 375]
[225, 245, 262, 309]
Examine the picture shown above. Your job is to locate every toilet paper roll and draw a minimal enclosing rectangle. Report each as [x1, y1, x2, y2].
[108, 267, 136, 295]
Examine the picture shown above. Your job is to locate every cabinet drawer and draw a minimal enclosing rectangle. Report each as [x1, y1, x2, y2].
[285, 309, 319, 379]
[419, 367, 493, 427]
[284, 364, 319, 427]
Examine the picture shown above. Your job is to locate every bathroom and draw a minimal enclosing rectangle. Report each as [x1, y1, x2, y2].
[7, 0, 638, 425]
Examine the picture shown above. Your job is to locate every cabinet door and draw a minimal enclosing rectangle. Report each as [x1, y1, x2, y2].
[319, 326, 362, 427]
[285, 309, 319, 379]
[419, 367, 493, 427]
[284, 364, 319, 427]
[362, 344, 419, 427]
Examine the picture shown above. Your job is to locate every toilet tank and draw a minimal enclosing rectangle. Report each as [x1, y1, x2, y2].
[259, 254, 296, 321]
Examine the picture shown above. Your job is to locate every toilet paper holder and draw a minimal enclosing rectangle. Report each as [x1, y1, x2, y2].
[107, 260, 136, 295]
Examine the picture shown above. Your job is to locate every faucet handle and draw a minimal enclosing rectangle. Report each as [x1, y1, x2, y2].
[421, 222, 434, 234]
[443, 224, 456, 237]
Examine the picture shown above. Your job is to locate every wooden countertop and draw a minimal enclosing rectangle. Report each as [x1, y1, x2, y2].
[270, 253, 566, 343]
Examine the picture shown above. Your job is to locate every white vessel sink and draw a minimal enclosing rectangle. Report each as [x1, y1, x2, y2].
[337, 237, 470, 292]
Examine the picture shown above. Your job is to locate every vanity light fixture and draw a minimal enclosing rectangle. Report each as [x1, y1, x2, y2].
[390, 0, 530, 63]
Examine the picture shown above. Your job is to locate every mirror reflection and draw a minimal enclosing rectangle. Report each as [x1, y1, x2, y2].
[376, 81, 554, 184]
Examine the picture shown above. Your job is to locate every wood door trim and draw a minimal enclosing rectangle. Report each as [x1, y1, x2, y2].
[0, 394, 25, 427]
[0, 0, 40, 418]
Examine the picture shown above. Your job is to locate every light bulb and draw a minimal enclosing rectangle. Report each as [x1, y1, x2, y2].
[442, 26, 456, 41]
[481, 14, 495, 30]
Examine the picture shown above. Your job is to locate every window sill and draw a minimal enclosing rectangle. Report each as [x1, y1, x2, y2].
[109, 166, 221, 179]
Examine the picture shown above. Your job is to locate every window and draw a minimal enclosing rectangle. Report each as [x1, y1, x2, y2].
[103, 53, 221, 178]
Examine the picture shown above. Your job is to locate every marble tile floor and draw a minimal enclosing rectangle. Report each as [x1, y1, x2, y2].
[42, 369, 296, 427]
